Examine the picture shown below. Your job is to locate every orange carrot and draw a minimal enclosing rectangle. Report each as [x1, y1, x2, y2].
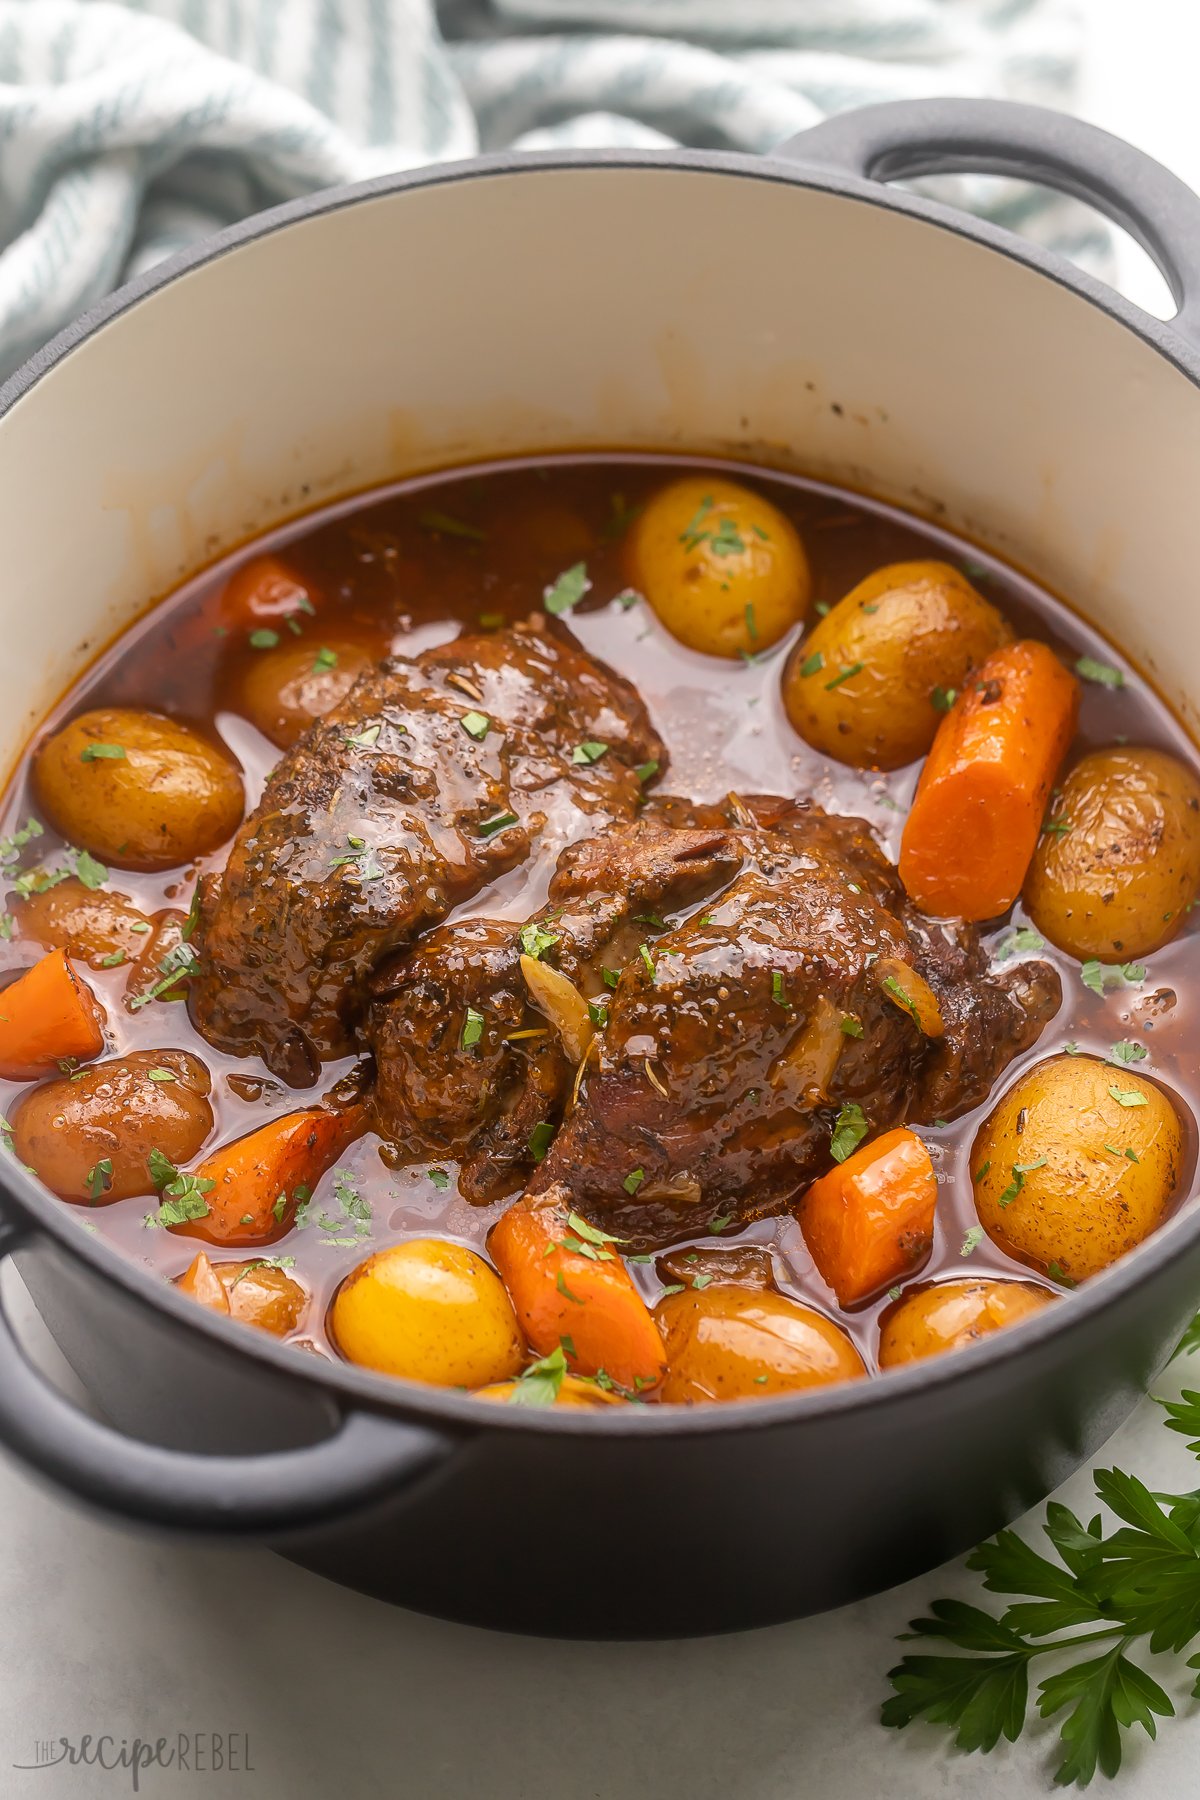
[0, 949, 106, 1079]
[219, 554, 317, 630]
[800, 1127, 937, 1306]
[172, 1103, 364, 1247]
[176, 1251, 231, 1314]
[899, 640, 1078, 921]
[489, 1185, 666, 1391]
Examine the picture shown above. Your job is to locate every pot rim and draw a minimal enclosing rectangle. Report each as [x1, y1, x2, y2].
[2, 138, 1198, 1443]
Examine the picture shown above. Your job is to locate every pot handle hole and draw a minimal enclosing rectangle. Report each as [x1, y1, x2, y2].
[0, 1220, 459, 1537]
[776, 98, 1200, 345]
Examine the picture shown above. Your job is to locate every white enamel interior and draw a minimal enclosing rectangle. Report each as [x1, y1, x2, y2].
[0, 162, 1197, 761]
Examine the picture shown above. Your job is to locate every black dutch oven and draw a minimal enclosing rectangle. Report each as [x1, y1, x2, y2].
[1, 98, 1199, 1637]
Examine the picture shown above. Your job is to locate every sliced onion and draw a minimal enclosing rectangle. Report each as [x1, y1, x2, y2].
[875, 956, 945, 1038]
[769, 995, 843, 1104]
[519, 954, 594, 1064]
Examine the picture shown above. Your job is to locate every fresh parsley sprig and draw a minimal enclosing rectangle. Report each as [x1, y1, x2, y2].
[882, 1314, 1200, 1786]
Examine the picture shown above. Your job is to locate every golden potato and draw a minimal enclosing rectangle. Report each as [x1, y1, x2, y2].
[10, 878, 153, 968]
[330, 1239, 525, 1387]
[237, 637, 377, 748]
[11, 1048, 213, 1203]
[475, 1374, 625, 1407]
[1025, 746, 1200, 961]
[625, 475, 810, 658]
[972, 1054, 1184, 1283]
[655, 1285, 866, 1404]
[34, 708, 244, 871]
[176, 1251, 307, 1336]
[878, 1278, 1055, 1369]
[782, 561, 1011, 770]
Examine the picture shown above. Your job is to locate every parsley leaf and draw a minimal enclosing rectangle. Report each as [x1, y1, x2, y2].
[543, 562, 590, 616]
[1075, 655, 1125, 690]
[830, 1103, 868, 1164]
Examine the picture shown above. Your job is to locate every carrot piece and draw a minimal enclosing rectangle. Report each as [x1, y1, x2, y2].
[800, 1127, 937, 1307]
[172, 1103, 364, 1247]
[176, 1251, 231, 1315]
[0, 949, 105, 1079]
[898, 640, 1079, 921]
[489, 1185, 666, 1391]
[219, 554, 317, 629]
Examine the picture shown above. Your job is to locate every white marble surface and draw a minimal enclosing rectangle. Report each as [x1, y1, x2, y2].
[5, 5, 1200, 1795]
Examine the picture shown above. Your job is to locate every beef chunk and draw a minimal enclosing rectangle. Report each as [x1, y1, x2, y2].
[190, 619, 663, 1084]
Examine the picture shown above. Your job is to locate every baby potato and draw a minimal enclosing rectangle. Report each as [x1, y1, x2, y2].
[782, 561, 1011, 770]
[10, 878, 153, 968]
[972, 1054, 1184, 1283]
[878, 1278, 1055, 1369]
[237, 637, 377, 748]
[625, 475, 810, 658]
[34, 708, 244, 871]
[176, 1251, 307, 1337]
[655, 1285, 866, 1404]
[11, 1048, 213, 1204]
[475, 1374, 625, 1408]
[1025, 746, 1200, 961]
[330, 1239, 525, 1387]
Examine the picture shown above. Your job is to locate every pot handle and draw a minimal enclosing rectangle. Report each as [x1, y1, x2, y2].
[0, 1219, 457, 1536]
[776, 98, 1200, 345]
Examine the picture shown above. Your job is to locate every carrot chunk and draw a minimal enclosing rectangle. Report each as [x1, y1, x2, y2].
[219, 554, 317, 630]
[0, 949, 105, 1079]
[489, 1184, 666, 1392]
[172, 1103, 364, 1247]
[800, 1127, 937, 1306]
[899, 640, 1079, 921]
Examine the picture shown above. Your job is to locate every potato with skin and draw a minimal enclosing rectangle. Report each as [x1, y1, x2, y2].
[10, 878, 153, 968]
[655, 1284, 866, 1404]
[330, 1239, 525, 1386]
[34, 708, 244, 871]
[11, 1048, 213, 1203]
[972, 1055, 1184, 1283]
[878, 1278, 1055, 1368]
[237, 637, 378, 749]
[625, 475, 811, 658]
[176, 1251, 307, 1336]
[1025, 746, 1200, 961]
[782, 561, 1012, 770]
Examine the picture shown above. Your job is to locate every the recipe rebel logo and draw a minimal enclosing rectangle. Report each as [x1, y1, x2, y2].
[13, 1733, 255, 1789]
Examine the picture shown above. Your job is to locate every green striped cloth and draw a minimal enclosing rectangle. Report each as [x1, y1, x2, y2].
[0, 0, 1098, 379]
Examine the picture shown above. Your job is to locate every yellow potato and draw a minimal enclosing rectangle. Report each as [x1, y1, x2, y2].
[475, 1375, 625, 1407]
[330, 1239, 525, 1387]
[1025, 746, 1200, 961]
[782, 561, 1012, 770]
[655, 1285, 866, 1404]
[625, 475, 810, 658]
[10, 878, 153, 968]
[34, 708, 244, 871]
[878, 1278, 1055, 1368]
[11, 1048, 213, 1203]
[972, 1054, 1183, 1283]
[237, 637, 377, 748]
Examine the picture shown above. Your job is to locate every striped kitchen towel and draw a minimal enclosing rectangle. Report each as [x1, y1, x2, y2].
[0, 0, 1099, 380]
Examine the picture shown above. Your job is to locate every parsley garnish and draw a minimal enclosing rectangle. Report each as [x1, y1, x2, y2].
[638, 943, 656, 981]
[460, 711, 490, 741]
[461, 1006, 485, 1050]
[477, 811, 519, 838]
[996, 926, 1045, 960]
[960, 1225, 985, 1256]
[571, 740, 608, 765]
[623, 1168, 645, 1196]
[996, 1157, 1048, 1208]
[427, 1168, 450, 1190]
[825, 662, 864, 691]
[344, 723, 382, 749]
[128, 942, 201, 1010]
[799, 650, 825, 678]
[519, 923, 559, 960]
[79, 743, 126, 762]
[1081, 960, 1146, 997]
[248, 628, 279, 649]
[507, 1346, 568, 1406]
[544, 562, 590, 616]
[1075, 654, 1125, 690]
[311, 646, 338, 673]
[840, 1015, 863, 1038]
[830, 1103, 868, 1163]
[931, 686, 957, 713]
[634, 760, 659, 785]
[528, 1121, 554, 1163]
[1108, 1086, 1148, 1108]
[771, 970, 791, 1009]
[85, 1158, 113, 1201]
[1110, 1040, 1148, 1065]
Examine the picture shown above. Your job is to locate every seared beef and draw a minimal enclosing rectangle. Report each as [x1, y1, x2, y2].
[189, 619, 664, 1084]
[369, 797, 1062, 1237]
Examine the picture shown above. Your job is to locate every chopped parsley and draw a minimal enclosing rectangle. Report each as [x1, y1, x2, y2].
[1075, 654, 1125, 690]
[460, 1006, 485, 1050]
[85, 1158, 113, 1201]
[1081, 960, 1146, 997]
[960, 1225, 985, 1257]
[528, 1121, 554, 1163]
[638, 943, 656, 981]
[830, 1103, 868, 1164]
[543, 562, 590, 616]
[634, 760, 659, 785]
[477, 811, 519, 839]
[799, 650, 825, 678]
[1108, 1086, 1148, 1108]
[79, 743, 126, 762]
[571, 740, 609, 765]
[825, 662, 864, 691]
[146, 1067, 176, 1083]
[996, 925, 1045, 960]
[128, 942, 201, 1010]
[343, 723, 382, 749]
[311, 646, 338, 673]
[997, 1157, 1048, 1208]
[519, 923, 559, 960]
[771, 970, 791, 1009]
[931, 686, 957, 714]
[506, 1346, 567, 1406]
[623, 1167, 645, 1196]
[460, 711, 490, 741]
[248, 628, 279, 649]
[1110, 1040, 1148, 1065]
[840, 1015, 863, 1038]
[427, 1168, 450, 1190]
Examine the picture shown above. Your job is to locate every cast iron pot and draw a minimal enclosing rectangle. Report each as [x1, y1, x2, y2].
[0, 99, 1199, 1639]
